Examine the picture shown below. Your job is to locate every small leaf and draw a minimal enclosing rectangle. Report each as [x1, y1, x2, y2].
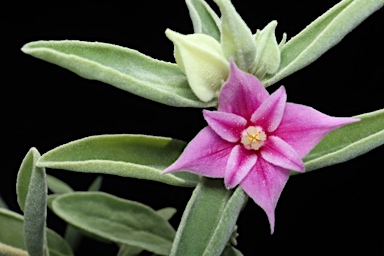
[37, 135, 199, 187]
[170, 178, 246, 256]
[46, 175, 74, 194]
[51, 192, 175, 256]
[214, 0, 256, 71]
[221, 246, 243, 256]
[156, 207, 177, 221]
[87, 176, 103, 191]
[21, 40, 215, 108]
[22, 148, 48, 256]
[0, 195, 8, 209]
[296, 108, 384, 174]
[0, 208, 73, 256]
[186, 0, 221, 41]
[263, 0, 384, 86]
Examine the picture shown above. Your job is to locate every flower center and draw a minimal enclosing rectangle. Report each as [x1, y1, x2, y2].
[241, 126, 267, 151]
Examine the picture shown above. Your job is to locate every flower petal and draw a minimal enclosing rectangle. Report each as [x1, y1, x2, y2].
[224, 145, 257, 189]
[261, 136, 305, 172]
[162, 127, 233, 177]
[203, 110, 247, 142]
[218, 60, 269, 120]
[273, 103, 360, 158]
[240, 158, 290, 234]
[250, 86, 287, 132]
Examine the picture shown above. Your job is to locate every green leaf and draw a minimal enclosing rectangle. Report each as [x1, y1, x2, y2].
[87, 176, 103, 191]
[0, 208, 73, 256]
[263, 0, 384, 86]
[296, 108, 384, 174]
[22, 148, 48, 256]
[0, 241, 28, 256]
[186, 0, 221, 41]
[21, 40, 215, 108]
[170, 178, 246, 256]
[117, 208, 177, 256]
[213, 0, 256, 71]
[37, 135, 199, 187]
[0, 195, 8, 210]
[46, 175, 74, 194]
[51, 192, 175, 256]
[16, 148, 38, 212]
[221, 246, 243, 256]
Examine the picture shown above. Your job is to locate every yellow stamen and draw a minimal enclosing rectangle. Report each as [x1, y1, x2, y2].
[241, 126, 267, 151]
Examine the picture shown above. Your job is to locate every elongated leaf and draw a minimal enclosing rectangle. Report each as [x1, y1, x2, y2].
[214, 0, 256, 70]
[170, 178, 246, 256]
[21, 40, 215, 108]
[46, 175, 74, 194]
[295, 109, 384, 174]
[37, 135, 199, 187]
[0, 241, 28, 256]
[51, 192, 175, 256]
[186, 0, 221, 41]
[221, 246, 243, 256]
[263, 0, 384, 86]
[0, 208, 73, 256]
[87, 176, 103, 191]
[117, 207, 177, 256]
[16, 148, 38, 212]
[22, 148, 48, 256]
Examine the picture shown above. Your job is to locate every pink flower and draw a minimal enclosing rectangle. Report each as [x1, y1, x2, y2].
[162, 60, 359, 233]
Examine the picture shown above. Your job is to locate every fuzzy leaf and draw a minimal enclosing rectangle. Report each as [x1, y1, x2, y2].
[46, 175, 74, 194]
[87, 176, 103, 191]
[22, 148, 48, 256]
[0, 195, 8, 209]
[36, 135, 199, 187]
[51, 192, 175, 256]
[0, 208, 73, 256]
[263, 0, 384, 86]
[296, 109, 384, 174]
[170, 178, 246, 256]
[21, 40, 215, 108]
[186, 0, 221, 41]
[214, 0, 256, 70]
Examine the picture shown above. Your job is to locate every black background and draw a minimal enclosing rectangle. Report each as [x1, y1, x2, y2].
[3, 0, 384, 255]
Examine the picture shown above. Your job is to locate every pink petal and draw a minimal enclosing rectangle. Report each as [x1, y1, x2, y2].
[250, 86, 287, 132]
[273, 103, 360, 158]
[162, 127, 233, 177]
[224, 145, 257, 189]
[261, 136, 305, 172]
[240, 158, 290, 234]
[218, 60, 269, 120]
[203, 110, 247, 143]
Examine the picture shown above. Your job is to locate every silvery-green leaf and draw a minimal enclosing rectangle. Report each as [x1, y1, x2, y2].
[294, 108, 384, 175]
[22, 148, 48, 256]
[170, 178, 247, 256]
[46, 175, 74, 194]
[87, 176, 103, 191]
[51, 192, 175, 256]
[0, 195, 8, 209]
[221, 246, 243, 256]
[263, 0, 384, 86]
[166, 29, 229, 102]
[0, 208, 73, 256]
[36, 135, 199, 187]
[213, 0, 256, 71]
[21, 40, 214, 108]
[117, 207, 177, 256]
[186, 0, 221, 41]
[251, 21, 281, 78]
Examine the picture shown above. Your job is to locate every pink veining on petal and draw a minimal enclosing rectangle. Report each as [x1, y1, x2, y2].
[162, 127, 233, 177]
[224, 145, 257, 189]
[219, 60, 269, 120]
[261, 135, 305, 172]
[203, 110, 247, 143]
[240, 158, 290, 234]
[250, 86, 287, 132]
[273, 103, 360, 158]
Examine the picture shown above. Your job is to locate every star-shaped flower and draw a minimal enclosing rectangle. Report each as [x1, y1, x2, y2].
[162, 60, 359, 233]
